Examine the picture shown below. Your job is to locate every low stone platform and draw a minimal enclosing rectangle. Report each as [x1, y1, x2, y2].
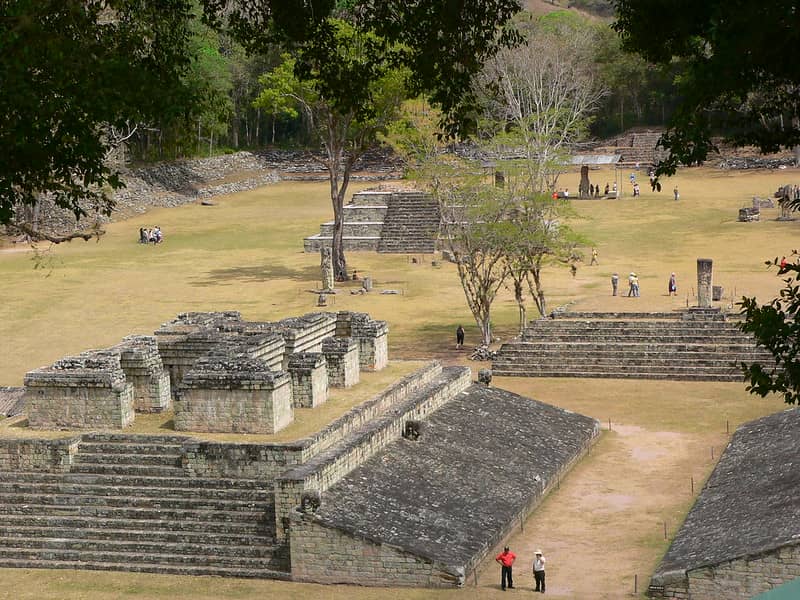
[649, 408, 800, 599]
[290, 385, 600, 587]
[493, 310, 772, 381]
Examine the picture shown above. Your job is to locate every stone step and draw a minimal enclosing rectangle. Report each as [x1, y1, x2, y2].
[505, 342, 762, 353]
[0, 547, 282, 571]
[492, 358, 749, 370]
[491, 367, 740, 381]
[0, 490, 265, 512]
[77, 441, 182, 456]
[73, 452, 182, 467]
[0, 513, 270, 535]
[80, 433, 193, 444]
[0, 525, 274, 547]
[0, 557, 290, 579]
[0, 502, 269, 524]
[0, 480, 270, 501]
[0, 471, 267, 491]
[70, 463, 185, 477]
[0, 534, 278, 559]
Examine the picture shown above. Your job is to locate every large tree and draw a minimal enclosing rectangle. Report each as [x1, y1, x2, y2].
[479, 14, 606, 193]
[613, 0, 800, 175]
[1, 0, 202, 241]
[207, 0, 523, 279]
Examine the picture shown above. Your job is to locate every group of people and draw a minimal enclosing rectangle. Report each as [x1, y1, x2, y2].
[495, 546, 546, 593]
[138, 226, 162, 244]
[609, 271, 678, 297]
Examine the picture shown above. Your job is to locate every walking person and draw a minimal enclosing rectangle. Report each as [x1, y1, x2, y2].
[668, 272, 677, 296]
[495, 545, 516, 590]
[611, 272, 619, 296]
[590, 247, 598, 266]
[632, 273, 640, 297]
[628, 272, 636, 297]
[533, 549, 546, 593]
[456, 325, 465, 349]
[673, 186, 680, 201]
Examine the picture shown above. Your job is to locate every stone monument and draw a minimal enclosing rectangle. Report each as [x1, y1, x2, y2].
[697, 258, 713, 308]
[320, 247, 334, 291]
[579, 165, 591, 198]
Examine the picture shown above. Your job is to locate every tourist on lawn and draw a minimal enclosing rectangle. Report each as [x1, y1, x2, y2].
[604, 182, 610, 196]
[632, 273, 640, 297]
[496, 546, 516, 591]
[673, 186, 680, 201]
[456, 325, 465, 349]
[611, 272, 619, 296]
[669, 272, 677, 296]
[590, 247, 598, 266]
[533, 549, 547, 593]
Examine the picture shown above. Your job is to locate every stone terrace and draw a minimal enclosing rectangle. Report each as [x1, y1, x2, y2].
[304, 190, 440, 254]
[493, 310, 772, 381]
[649, 408, 800, 599]
[289, 385, 600, 587]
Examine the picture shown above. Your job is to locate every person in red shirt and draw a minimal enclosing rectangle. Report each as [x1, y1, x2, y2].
[495, 545, 516, 590]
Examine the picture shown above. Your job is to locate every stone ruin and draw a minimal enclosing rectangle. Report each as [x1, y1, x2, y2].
[22, 310, 389, 433]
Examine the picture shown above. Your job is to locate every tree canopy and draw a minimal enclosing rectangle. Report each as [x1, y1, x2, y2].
[0, 0, 202, 236]
[613, 0, 800, 174]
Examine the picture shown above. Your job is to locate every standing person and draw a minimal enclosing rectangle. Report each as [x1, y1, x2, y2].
[632, 273, 640, 297]
[590, 247, 598, 266]
[533, 549, 546, 593]
[496, 546, 516, 590]
[633, 182, 640, 197]
[673, 186, 680, 201]
[456, 325, 465, 349]
[668, 272, 677, 296]
[628, 272, 636, 297]
[604, 182, 610, 196]
[611, 272, 619, 296]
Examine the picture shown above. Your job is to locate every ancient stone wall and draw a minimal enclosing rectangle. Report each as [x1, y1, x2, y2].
[0, 437, 80, 472]
[685, 544, 800, 599]
[287, 353, 328, 408]
[290, 518, 461, 587]
[336, 312, 389, 371]
[174, 349, 293, 434]
[24, 352, 135, 430]
[115, 336, 171, 412]
[322, 337, 359, 388]
[181, 441, 305, 480]
[275, 366, 470, 543]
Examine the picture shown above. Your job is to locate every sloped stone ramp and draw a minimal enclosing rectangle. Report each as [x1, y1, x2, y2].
[289, 385, 600, 587]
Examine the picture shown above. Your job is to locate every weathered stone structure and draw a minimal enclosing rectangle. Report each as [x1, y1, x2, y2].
[174, 346, 294, 434]
[321, 337, 360, 388]
[649, 408, 800, 599]
[493, 310, 772, 381]
[24, 351, 135, 430]
[114, 336, 171, 412]
[289, 384, 599, 587]
[304, 190, 441, 254]
[287, 353, 328, 408]
[697, 258, 714, 308]
[19, 311, 386, 433]
[0, 358, 600, 585]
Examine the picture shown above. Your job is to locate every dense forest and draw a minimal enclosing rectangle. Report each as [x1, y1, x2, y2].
[126, 1, 676, 163]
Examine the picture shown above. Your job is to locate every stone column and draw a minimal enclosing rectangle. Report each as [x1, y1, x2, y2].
[697, 258, 713, 308]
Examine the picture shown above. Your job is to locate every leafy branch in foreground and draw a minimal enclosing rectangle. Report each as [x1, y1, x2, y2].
[739, 252, 800, 405]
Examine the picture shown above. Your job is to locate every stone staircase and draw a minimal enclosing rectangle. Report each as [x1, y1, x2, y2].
[492, 313, 773, 381]
[377, 191, 440, 254]
[0, 433, 288, 578]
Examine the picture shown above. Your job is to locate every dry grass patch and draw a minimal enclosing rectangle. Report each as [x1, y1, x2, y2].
[0, 165, 798, 598]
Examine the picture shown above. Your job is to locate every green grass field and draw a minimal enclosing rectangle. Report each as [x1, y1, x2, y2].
[0, 165, 797, 598]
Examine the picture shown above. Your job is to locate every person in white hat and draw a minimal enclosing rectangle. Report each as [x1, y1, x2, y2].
[533, 549, 546, 593]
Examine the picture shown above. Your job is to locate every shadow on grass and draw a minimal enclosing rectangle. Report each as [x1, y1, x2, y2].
[191, 264, 318, 287]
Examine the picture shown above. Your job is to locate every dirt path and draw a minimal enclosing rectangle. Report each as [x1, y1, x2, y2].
[465, 421, 727, 599]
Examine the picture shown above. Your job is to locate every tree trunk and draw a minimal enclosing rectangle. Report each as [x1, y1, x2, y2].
[478, 315, 492, 346]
